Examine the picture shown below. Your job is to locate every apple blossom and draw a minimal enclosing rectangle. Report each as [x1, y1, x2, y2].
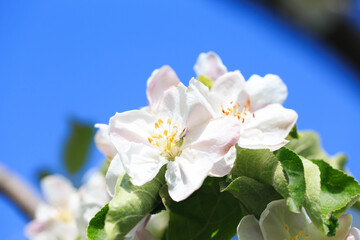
[237, 199, 357, 240]
[108, 83, 241, 201]
[188, 70, 297, 176]
[25, 175, 80, 240]
[25, 173, 110, 240]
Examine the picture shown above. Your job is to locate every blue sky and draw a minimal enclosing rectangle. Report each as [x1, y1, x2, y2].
[1, 0, 360, 239]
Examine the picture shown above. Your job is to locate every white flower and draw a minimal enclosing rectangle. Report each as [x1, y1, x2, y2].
[25, 175, 80, 240]
[25, 173, 111, 240]
[108, 83, 241, 201]
[189, 59, 297, 176]
[237, 199, 357, 240]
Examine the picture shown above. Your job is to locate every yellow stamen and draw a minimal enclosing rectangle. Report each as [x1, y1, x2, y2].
[151, 134, 162, 139]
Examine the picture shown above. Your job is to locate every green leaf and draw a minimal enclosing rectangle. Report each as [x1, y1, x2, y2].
[221, 176, 281, 218]
[286, 124, 298, 140]
[301, 158, 324, 232]
[286, 131, 347, 170]
[311, 159, 360, 236]
[160, 177, 244, 240]
[230, 147, 305, 213]
[105, 168, 166, 240]
[197, 75, 214, 90]
[275, 148, 306, 212]
[64, 121, 94, 174]
[88, 204, 109, 240]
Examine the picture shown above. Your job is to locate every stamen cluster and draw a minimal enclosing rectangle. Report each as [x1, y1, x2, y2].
[148, 118, 181, 161]
[284, 224, 310, 240]
[221, 101, 255, 124]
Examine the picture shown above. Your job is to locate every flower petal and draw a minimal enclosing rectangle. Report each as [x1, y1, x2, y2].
[186, 78, 216, 129]
[120, 143, 167, 186]
[165, 149, 214, 202]
[246, 74, 288, 111]
[146, 65, 180, 110]
[75, 202, 103, 239]
[79, 171, 109, 205]
[105, 154, 125, 196]
[259, 199, 305, 240]
[94, 123, 117, 158]
[109, 109, 157, 152]
[239, 104, 297, 151]
[237, 215, 264, 240]
[156, 82, 188, 124]
[210, 71, 249, 111]
[193, 52, 227, 80]
[184, 116, 240, 160]
[346, 227, 360, 240]
[209, 145, 236, 177]
[41, 175, 77, 207]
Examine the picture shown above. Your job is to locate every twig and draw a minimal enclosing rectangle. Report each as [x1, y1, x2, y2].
[0, 163, 41, 218]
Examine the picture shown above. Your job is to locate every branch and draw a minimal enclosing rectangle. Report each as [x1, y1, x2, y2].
[0, 164, 41, 218]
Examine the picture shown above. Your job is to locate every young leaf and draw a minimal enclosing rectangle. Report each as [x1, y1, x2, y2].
[221, 176, 281, 218]
[275, 148, 306, 213]
[286, 124, 299, 140]
[105, 168, 166, 240]
[160, 177, 244, 240]
[301, 158, 324, 233]
[230, 147, 305, 213]
[64, 121, 94, 174]
[88, 204, 109, 240]
[311, 159, 360, 236]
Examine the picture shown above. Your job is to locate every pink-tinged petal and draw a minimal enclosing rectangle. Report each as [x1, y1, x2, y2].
[120, 143, 167, 186]
[194, 52, 227, 80]
[209, 145, 236, 177]
[184, 116, 240, 160]
[109, 109, 156, 153]
[94, 123, 117, 158]
[25, 220, 49, 238]
[41, 175, 77, 208]
[105, 154, 125, 197]
[166, 149, 214, 202]
[125, 215, 153, 240]
[238, 104, 297, 151]
[237, 215, 264, 240]
[210, 71, 249, 111]
[346, 227, 360, 240]
[246, 74, 288, 111]
[186, 78, 216, 129]
[146, 65, 180, 110]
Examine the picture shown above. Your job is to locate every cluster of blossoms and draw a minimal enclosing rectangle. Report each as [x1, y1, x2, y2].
[25, 52, 360, 240]
[103, 52, 297, 202]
